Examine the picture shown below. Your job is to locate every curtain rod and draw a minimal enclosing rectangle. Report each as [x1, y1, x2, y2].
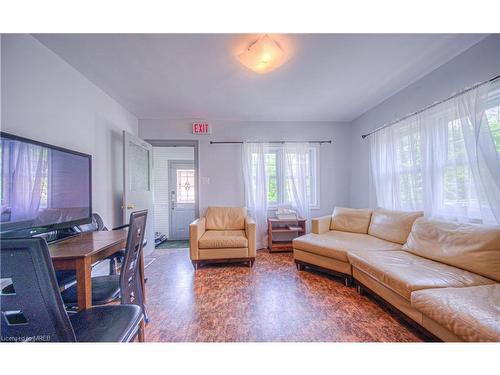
[361, 74, 500, 139]
[210, 140, 332, 144]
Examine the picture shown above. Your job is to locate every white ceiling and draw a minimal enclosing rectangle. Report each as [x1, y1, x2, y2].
[34, 34, 487, 122]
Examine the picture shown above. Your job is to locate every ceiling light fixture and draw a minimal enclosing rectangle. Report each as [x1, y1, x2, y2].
[238, 34, 288, 74]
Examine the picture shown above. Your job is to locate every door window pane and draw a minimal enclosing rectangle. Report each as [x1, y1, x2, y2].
[176, 169, 195, 203]
[129, 142, 150, 191]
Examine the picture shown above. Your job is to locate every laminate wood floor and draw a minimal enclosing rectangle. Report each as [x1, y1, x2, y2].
[143, 248, 431, 342]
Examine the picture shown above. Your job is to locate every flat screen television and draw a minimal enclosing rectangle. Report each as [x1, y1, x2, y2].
[0, 132, 92, 236]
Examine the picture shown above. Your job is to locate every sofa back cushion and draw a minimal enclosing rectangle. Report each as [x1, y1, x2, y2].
[206, 206, 247, 230]
[330, 207, 372, 234]
[403, 217, 500, 282]
[368, 208, 423, 244]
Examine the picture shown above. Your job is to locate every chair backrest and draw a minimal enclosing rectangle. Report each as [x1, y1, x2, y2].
[0, 238, 76, 342]
[74, 213, 108, 233]
[205, 206, 247, 230]
[92, 213, 108, 231]
[120, 210, 148, 307]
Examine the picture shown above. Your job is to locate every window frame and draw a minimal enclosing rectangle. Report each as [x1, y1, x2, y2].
[263, 145, 320, 210]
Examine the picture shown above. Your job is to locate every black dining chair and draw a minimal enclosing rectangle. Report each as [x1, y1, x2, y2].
[0, 237, 144, 342]
[74, 213, 125, 275]
[41, 213, 113, 291]
[61, 210, 149, 322]
[74, 213, 146, 275]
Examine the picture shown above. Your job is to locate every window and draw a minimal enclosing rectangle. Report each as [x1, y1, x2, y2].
[442, 120, 476, 212]
[1, 140, 49, 211]
[254, 146, 319, 208]
[176, 169, 195, 203]
[370, 81, 500, 224]
[394, 122, 423, 209]
[39, 149, 50, 209]
[486, 93, 500, 160]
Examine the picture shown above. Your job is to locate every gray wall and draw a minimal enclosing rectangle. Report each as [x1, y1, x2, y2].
[139, 119, 351, 217]
[1, 34, 139, 228]
[349, 34, 500, 208]
[3, 33, 498, 225]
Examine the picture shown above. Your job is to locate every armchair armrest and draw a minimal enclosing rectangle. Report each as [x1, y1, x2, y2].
[245, 217, 257, 257]
[312, 215, 332, 234]
[189, 217, 206, 260]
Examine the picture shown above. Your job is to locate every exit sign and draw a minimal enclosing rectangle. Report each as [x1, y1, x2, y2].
[193, 122, 211, 134]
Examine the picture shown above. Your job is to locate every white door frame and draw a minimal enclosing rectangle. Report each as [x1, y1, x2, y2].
[146, 139, 200, 228]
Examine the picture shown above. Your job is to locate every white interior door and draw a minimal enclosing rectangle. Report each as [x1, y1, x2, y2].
[123, 131, 154, 254]
[168, 160, 195, 240]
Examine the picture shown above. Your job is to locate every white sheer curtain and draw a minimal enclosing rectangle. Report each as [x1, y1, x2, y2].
[10, 141, 46, 221]
[284, 143, 311, 221]
[242, 142, 269, 249]
[456, 84, 500, 223]
[370, 79, 500, 224]
[370, 115, 422, 211]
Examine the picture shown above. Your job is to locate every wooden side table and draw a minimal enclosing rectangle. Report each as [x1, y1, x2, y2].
[268, 218, 306, 252]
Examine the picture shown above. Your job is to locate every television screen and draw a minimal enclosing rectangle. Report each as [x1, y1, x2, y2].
[0, 132, 92, 233]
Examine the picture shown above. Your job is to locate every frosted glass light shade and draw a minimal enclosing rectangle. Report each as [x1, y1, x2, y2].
[238, 35, 287, 74]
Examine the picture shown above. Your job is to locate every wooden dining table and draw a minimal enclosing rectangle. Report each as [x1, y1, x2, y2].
[48, 229, 145, 311]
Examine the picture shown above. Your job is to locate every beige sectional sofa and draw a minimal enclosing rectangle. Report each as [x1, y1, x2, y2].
[293, 207, 500, 342]
[293, 207, 421, 285]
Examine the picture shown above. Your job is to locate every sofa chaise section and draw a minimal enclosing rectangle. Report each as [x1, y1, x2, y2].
[348, 250, 496, 323]
[411, 285, 500, 342]
[349, 217, 500, 340]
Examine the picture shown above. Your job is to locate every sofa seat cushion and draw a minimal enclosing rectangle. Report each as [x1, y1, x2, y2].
[348, 250, 495, 301]
[293, 231, 401, 263]
[411, 285, 500, 342]
[198, 230, 248, 249]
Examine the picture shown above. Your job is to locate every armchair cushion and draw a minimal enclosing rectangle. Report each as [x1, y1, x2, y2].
[206, 206, 247, 230]
[198, 230, 248, 249]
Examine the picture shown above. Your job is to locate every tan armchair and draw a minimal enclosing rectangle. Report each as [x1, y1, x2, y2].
[189, 206, 256, 269]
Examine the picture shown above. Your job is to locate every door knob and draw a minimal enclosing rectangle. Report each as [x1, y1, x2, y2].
[122, 204, 135, 209]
